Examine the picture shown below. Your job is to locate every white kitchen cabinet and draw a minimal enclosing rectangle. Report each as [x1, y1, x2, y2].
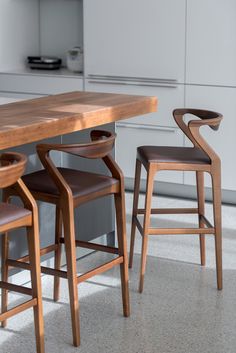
[116, 124, 184, 184]
[186, 0, 236, 87]
[84, 0, 186, 82]
[0, 71, 83, 95]
[85, 79, 184, 127]
[184, 85, 236, 191]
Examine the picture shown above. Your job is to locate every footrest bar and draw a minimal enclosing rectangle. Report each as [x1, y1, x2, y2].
[77, 256, 123, 284]
[137, 208, 199, 215]
[148, 227, 214, 235]
[0, 281, 32, 296]
[15, 244, 59, 264]
[60, 238, 119, 254]
[0, 298, 37, 322]
[40, 266, 67, 279]
[7, 259, 68, 279]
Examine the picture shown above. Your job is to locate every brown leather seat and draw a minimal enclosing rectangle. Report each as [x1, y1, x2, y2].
[23, 168, 119, 198]
[0, 202, 31, 228]
[137, 146, 210, 165]
[129, 108, 223, 294]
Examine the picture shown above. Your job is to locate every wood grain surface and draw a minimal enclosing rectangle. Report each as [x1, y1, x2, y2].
[0, 91, 157, 150]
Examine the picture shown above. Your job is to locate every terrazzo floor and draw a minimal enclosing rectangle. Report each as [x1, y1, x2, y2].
[1, 193, 236, 353]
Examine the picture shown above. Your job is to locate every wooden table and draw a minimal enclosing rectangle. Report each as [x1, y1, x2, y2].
[0, 89, 157, 268]
[0, 91, 157, 150]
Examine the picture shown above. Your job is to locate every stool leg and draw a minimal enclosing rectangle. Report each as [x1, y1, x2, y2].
[196, 171, 206, 266]
[27, 221, 45, 353]
[1, 191, 10, 328]
[53, 206, 63, 302]
[139, 167, 155, 293]
[129, 159, 142, 269]
[115, 190, 130, 317]
[1, 232, 9, 328]
[62, 201, 80, 347]
[211, 170, 223, 290]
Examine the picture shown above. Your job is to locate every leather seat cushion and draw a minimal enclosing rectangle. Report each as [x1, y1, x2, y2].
[22, 168, 119, 198]
[0, 203, 31, 227]
[137, 146, 211, 165]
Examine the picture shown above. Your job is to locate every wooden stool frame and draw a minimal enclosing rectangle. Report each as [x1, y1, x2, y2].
[0, 152, 44, 353]
[7, 130, 130, 347]
[129, 109, 223, 293]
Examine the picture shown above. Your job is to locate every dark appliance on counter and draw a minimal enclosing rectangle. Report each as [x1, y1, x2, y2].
[27, 56, 62, 70]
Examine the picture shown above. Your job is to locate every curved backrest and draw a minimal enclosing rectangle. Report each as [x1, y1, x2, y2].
[37, 130, 116, 159]
[174, 108, 222, 130]
[36, 130, 119, 196]
[0, 152, 27, 188]
[173, 108, 223, 162]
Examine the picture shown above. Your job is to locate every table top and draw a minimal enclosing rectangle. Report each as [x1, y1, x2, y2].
[0, 91, 157, 150]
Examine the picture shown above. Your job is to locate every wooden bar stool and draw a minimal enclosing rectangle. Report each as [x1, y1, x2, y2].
[129, 109, 223, 293]
[10, 130, 130, 347]
[0, 152, 44, 353]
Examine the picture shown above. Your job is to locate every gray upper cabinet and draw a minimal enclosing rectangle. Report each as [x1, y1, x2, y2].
[186, 0, 236, 87]
[84, 0, 186, 82]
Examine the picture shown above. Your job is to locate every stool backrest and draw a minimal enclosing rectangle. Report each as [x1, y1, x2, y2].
[0, 152, 27, 188]
[173, 108, 223, 163]
[37, 130, 115, 159]
[36, 130, 121, 197]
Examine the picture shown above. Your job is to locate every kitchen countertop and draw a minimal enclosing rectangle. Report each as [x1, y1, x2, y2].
[0, 90, 157, 150]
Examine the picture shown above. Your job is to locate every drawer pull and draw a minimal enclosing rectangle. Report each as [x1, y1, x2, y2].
[88, 79, 178, 89]
[116, 123, 178, 133]
[87, 74, 178, 83]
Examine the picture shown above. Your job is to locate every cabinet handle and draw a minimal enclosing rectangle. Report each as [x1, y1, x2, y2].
[87, 74, 178, 84]
[116, 122, 178, 133]
[88, 79, 178, 89]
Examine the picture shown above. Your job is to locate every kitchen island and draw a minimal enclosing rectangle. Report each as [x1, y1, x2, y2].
[0, 91, 157, 271]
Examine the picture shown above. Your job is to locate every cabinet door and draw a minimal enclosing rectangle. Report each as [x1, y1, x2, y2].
[84, 0, 186, 82]
[85, 79, 184, 127]
[186, 0, 236, 86]
[184, 85, 236, 191]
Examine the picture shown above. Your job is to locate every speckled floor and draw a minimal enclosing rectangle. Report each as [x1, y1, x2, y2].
[1, 193, 236, 353]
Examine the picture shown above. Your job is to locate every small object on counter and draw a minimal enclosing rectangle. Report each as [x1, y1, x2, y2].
[66, 46, 83, 73]
[27, 56, 62, 70]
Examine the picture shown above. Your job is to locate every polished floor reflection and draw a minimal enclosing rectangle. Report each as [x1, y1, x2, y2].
[1, 193, 236, 353]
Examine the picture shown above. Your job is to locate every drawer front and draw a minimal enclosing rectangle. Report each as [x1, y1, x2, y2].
[85, 79, 184, 127]
[116, 123, 184, 184]
[0, 73, 83, 95]
[0, 93, 42, 105]
[84, 0, 186, 81]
